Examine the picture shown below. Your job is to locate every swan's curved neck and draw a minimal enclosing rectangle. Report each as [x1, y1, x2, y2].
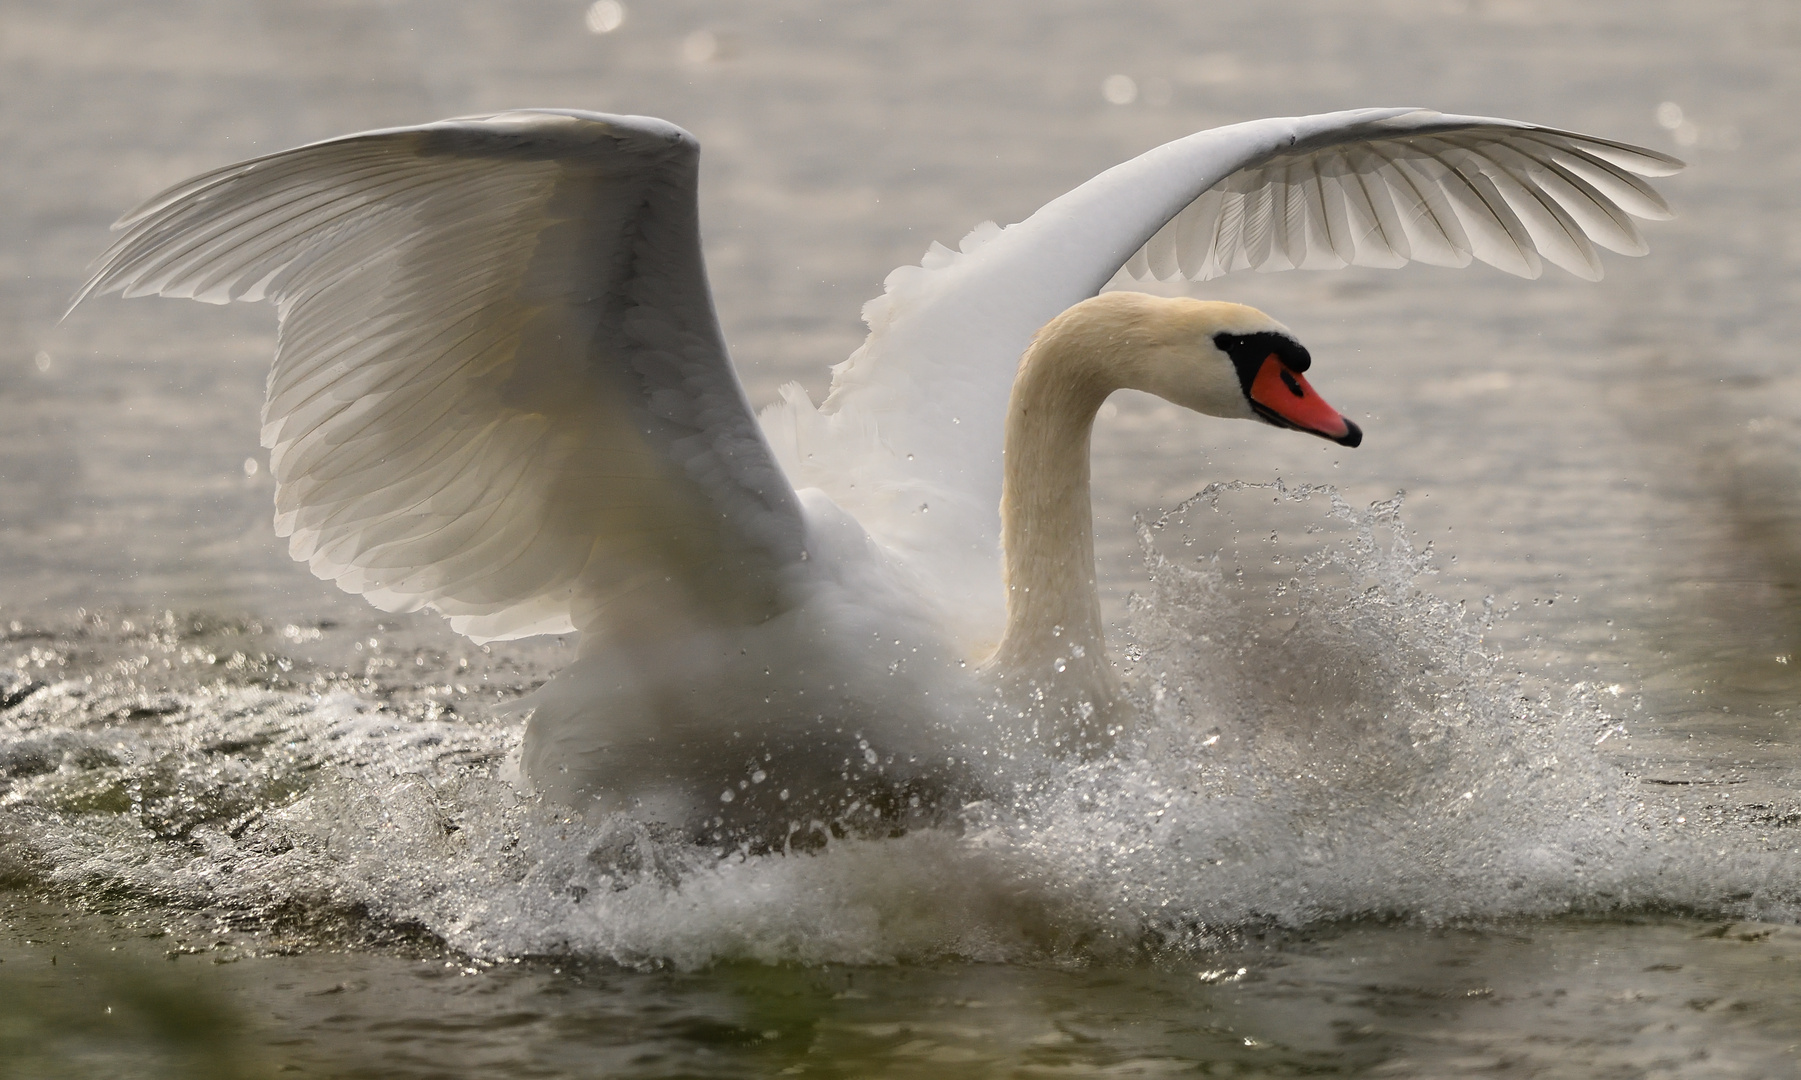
[989, 305, 1131, 724]
[984, 292, 1258, 743]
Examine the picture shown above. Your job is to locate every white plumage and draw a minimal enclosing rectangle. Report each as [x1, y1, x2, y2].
[78, 112, 804, 646]
[1123, 119, 1675, 283]
[75, 107, 1680, 830]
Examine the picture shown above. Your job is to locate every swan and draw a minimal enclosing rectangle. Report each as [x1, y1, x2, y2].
[71, 107, 1681, 833]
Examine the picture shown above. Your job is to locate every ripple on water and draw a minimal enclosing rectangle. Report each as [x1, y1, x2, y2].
[2, 485, 1798, 967]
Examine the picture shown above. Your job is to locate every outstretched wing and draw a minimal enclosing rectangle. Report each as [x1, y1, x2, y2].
[761, 108, 1682, 653]
[77, 110, 806, 643]
[1119, 110, 1681, 284]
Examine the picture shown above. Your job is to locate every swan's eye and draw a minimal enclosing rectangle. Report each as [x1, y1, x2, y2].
[1213, 331, 1312, 391]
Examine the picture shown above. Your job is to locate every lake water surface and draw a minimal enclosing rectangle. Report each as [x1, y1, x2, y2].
[4, 1, 1801, 1075]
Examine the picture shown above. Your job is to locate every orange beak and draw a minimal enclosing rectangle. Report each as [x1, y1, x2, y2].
[1248, 354, 1362, 447]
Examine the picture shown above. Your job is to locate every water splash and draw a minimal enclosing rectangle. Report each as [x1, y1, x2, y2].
[2, 486, 1797, 967]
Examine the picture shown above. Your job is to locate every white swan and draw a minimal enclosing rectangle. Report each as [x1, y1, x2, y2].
[72, 108, 1681, 831]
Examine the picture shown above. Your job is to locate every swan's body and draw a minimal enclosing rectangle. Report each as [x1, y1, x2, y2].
[73, 107, 1680, 830]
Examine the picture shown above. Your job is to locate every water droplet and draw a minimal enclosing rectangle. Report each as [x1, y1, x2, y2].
[33, 351, 52, 373]
[1053, 658, 1067, 673]
[1101, 74, 1138, 105]
[584, 0, 624, 33]
[242, 457, 259, 477]
[719, 789, 735, 803]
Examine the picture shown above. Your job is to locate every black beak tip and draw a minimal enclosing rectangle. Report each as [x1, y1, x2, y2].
[1336, 420, 1363, 448]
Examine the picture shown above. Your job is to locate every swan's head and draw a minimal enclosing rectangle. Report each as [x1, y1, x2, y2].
[1069, 293, 1362, 447]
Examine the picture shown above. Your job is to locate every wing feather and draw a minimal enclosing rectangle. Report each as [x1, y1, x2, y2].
[1417, 140, 1543, 278]
[1289, 162, 1347, 270]
[1123, 115, 1680, 285]
[1519, 138, 1673, 222]
[77, 110, 806, 643]
[1479, 142, 1646, 257]
[1438, 135, 1602, 279]
[1315, 156, 1363, 268]
[1275, 160, 1311, 270]
[1240, 178, 1276, 270]
[1346, 146, 1414, 265]
[1375, 149, 1475, 268]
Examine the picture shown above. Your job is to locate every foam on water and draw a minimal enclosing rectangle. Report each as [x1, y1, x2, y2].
[3, 486, 1798, 968]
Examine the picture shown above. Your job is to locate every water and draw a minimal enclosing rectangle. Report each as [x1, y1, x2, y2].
[5, 0, 1801, 1075]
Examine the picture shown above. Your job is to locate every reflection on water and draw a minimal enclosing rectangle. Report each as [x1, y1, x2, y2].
[0, 903, 253, 1080]
[7, 892, 1799, 1078]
